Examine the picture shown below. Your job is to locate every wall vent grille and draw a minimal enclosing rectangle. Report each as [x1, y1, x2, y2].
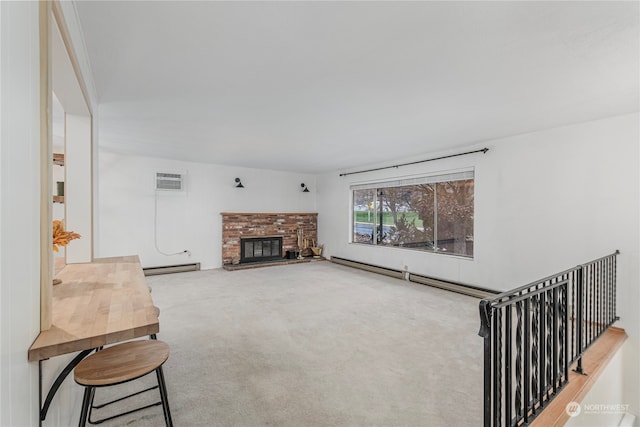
[156, 172, 184, 191]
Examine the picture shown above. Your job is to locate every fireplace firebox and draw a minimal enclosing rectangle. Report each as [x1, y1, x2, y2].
[240, 237, 283, 263]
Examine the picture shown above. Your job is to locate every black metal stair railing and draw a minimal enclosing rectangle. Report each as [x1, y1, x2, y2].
[478, 251, 619, 427]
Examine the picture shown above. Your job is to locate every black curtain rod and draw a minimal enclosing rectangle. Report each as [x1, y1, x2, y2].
[339, 147, 489, 177]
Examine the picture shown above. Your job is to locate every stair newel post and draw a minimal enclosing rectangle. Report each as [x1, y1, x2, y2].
[574, 265, 585, 375]
[479, 299, 493, 427]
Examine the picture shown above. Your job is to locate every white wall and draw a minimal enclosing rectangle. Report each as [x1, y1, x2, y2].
[317, 112, 640, 416]
[97, 151, 317, 269]
[52, 134, 65, 259]
[64, 113, 92, 263]
[565, 340, 632, 427]
[0, 2, 42, 425]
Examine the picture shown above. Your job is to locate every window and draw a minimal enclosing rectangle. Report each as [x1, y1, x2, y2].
[351, 171, 474, 257]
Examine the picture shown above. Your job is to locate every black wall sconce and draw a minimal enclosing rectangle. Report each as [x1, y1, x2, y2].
[235, 178, 244, 188]
[301, 183, 309, 192]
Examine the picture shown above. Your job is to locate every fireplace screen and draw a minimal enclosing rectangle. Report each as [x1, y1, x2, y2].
[240, 237, 283, 263]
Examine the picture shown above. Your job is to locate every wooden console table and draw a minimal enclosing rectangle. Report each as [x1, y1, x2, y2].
[28, 255, 159, 423]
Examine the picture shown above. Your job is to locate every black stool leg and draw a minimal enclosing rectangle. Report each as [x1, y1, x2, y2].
[155, 366, 173, 427]
[78, 386, 95, 427]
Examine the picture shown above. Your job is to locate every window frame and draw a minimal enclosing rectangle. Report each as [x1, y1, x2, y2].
[350, 169, 475, 258]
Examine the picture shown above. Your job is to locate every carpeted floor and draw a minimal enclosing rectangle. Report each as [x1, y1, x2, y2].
[93, 262, 483, 426]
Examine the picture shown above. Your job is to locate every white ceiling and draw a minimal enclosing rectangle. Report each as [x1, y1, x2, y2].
[74, 1, 639, 174]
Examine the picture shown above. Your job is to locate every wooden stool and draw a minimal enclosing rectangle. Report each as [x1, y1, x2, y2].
[88, 306, 162, 416]
[74, 340, 173, 426]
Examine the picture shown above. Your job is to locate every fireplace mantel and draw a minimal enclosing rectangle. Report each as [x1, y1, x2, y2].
[221, 212, 318, 265]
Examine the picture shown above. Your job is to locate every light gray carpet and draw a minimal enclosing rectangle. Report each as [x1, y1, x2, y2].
[93, 262, 483, 426]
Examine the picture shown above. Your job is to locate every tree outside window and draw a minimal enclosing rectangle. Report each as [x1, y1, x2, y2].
[351, 175, 474, 257]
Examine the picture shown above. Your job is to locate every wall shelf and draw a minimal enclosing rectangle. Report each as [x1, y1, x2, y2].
[53, 153, 64, 166]
[53, 153, 64, 203]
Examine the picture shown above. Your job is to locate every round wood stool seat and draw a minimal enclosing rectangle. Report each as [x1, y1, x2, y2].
[74, 340, 173, 426]
[75, 340, 169, 386]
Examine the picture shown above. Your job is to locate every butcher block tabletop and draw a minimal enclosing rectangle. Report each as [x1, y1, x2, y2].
[28, 256, 159, 362]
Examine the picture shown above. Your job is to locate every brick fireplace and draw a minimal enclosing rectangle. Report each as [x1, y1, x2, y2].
[221, 212, 318, 265]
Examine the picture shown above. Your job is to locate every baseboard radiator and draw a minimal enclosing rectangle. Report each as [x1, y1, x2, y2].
[143, 262, 201, 276]
[407, 273, 498, 299]
[330, 256, 498, 298]
[330, 257, 404, 280]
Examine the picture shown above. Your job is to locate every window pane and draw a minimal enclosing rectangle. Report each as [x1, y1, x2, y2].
[351, 174, 473, 258]
[244, 241, 254, 258]
[262, 240, 271, 256]
[380, 185, 435, 250]
[353, 189, 375, 244]
[436, 179, 474, 256]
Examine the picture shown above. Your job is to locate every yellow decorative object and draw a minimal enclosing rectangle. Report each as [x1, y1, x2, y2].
[52, 220, 81, 252]
[310, 246, 323, 258]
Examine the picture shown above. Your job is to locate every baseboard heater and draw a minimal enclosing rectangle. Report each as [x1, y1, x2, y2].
[143, 262, 201, 276]
[407, 273, 498, 299]
[330, 256, 499, 298]
[330, 257, 405, 280]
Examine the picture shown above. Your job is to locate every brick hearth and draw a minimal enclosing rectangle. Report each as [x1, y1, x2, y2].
[221, 212, 318, 265]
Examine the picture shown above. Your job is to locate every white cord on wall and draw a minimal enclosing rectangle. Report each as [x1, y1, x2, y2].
[154, 191, 191, 257]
